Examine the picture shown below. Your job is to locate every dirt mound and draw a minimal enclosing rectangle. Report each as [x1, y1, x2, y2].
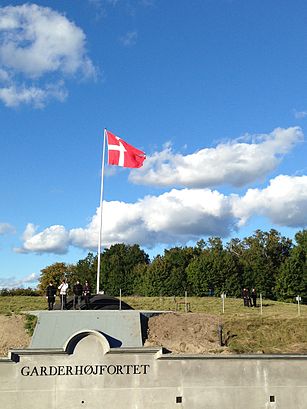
[145, 312, 226, 354]
[0, 314, 31, 357]
[3, 311, 304, 356]
[0, 312, 225, 357]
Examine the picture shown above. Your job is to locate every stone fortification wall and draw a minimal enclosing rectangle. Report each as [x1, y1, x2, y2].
[0, 329, 306, 409]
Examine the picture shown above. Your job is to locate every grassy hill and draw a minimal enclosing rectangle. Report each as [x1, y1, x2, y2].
[0, 295, 306, 355]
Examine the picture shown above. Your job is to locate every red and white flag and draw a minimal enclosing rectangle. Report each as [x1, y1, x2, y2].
[106, 130, 146, 168]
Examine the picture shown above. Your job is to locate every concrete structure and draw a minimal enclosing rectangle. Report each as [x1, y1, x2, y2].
[0, 310, 306, 408]
[30, 310, 145, 348]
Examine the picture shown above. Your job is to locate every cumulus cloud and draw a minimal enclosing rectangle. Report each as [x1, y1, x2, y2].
[233, 175, 307, 227]
[0, 82, 67, 108]
[16, 189, 236, 254]
[130, 127, 303, 188]
[15, 223, 70, 254]
[0, 3, 96, 107]
[70, 189, 235, 249]
[0, 272, 39, 289]
[15, 175, 307, 254]
[0, 222, 15, 235]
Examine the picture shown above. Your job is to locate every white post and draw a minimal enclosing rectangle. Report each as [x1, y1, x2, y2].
[119, 288, 122, 310]
[296, 295, 301, 316]
[221, 293, 226, 314]
[96, 129, 107, 294]
[185, 290, 188, 313]
[260, 293, 263, 315]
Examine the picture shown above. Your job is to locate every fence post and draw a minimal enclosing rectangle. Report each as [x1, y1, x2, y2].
[296, 295, 301, 316]
[221, 293, 226, 314]
[119, 288, 122, 310]
[218, 324, 223, 346]
[185, 291, 188, 313]
[260, 293, 263, 315]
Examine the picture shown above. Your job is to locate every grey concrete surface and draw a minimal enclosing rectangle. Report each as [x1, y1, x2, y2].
[30, 310, 143, 348]
[0, 311, 306, 408]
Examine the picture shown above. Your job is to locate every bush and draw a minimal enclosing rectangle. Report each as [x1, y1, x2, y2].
[0, 288, 39, 297]
[24, 314, 38, 336]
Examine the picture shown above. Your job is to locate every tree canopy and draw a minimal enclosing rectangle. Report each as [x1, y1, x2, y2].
[38, 230, 307, 302]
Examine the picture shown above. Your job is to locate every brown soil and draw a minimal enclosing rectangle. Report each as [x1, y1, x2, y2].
[1, 312, 306, 357]
[0, 314, 31, 357]
[145, 312, 227, 354]
[0, 312, 225, 357]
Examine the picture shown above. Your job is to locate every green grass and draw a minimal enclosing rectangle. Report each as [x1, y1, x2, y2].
[0, 295, 306, 354]
[223, 316, 307, 354]
[24, 314, 38, 336]
[0, 296, 46, 314]
[123, 296, 307, 354]
[0, 294, 305, 317]
[122, 295, 307, 318]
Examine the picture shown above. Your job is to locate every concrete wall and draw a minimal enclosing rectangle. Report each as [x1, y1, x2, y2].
[0, 330, 306, 409]
[30, 310, 144, 348]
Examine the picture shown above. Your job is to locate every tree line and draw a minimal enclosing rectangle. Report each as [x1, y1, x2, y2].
[37, 229, 307, 302]
[0, 288, 39, 296]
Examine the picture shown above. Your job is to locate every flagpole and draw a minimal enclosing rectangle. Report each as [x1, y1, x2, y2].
[96, 128, 107, 294]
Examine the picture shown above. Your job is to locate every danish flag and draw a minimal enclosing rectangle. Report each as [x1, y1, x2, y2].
[106, 130, 146, 168]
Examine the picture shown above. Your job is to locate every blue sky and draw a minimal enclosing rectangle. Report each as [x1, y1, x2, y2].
[0, 0, 307, 288]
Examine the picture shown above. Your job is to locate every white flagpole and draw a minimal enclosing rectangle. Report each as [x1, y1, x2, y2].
[96, 128, 107, 294]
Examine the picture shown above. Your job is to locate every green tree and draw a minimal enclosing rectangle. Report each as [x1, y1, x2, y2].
[132, 263, 150, 296]
[276, 230, 307, 301]
[71, 252, 97, 292]
[235, 230, 292, 298]
[145, 246, 197, 296]
[187, 238, 242, 296]
[38, 262, 74, 294]
[100, 243, 149, 295]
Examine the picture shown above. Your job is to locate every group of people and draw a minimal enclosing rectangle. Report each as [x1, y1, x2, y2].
[242, 287, 257, 307]
[46, 279, 91, 310]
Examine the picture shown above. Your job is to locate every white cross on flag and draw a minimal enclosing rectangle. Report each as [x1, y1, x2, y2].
[106, 130, 146, 168]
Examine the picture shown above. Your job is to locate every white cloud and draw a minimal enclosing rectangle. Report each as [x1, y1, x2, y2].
[15, 223, 70, 254]
[0, 272, 39, 289]
[119, 30, 138, 47]
[294, 109, 307, 119]
[130, 127, 303, 188]
[0, 3, 96, 108]
[0, 82, 67, 108]
[16, 189, 236, 254]
[22, 223, 38, 241]
[70, 189, 235, 249]
[87, 0, 120, 20]
[233, 175, 307, 227]
[87, 0, 107, 20]
[16, 174, 307, 254]
[0, 222, 15, 235]
[0, 67, 10, 81]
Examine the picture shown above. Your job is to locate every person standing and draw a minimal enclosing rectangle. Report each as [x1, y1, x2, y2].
[46, 282, 56, 310]
[251, 288, 257, 307]
[246, 288, 252, 307]
[242, 288, 248, 306]
[73, 280, 83, 310]
[83, 280, 91, 309]
[58, 279, 69, 310]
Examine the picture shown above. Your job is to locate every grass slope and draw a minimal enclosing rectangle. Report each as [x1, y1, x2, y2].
[0, 295, 306, 354]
